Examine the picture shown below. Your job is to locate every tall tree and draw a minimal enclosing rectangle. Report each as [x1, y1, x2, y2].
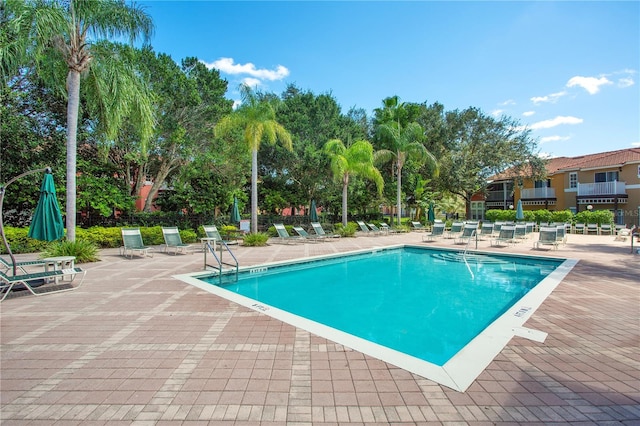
[5, 0, 154, 241]
[323, 139, 383, 227]
[215, 84, 292, 233]
[375, 121, 438, 225]
[439, 107, 546, 218]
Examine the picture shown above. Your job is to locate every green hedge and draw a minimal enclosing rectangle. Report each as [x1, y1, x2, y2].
[1, 225, 199, 255]
[485, 209, 574, 224]
[0, 227, 50, 254]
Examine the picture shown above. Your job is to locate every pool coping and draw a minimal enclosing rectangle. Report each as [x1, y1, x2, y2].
[174, 244, 578, 392]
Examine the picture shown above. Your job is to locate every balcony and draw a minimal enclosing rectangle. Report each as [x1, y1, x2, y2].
[485, 191, 511, 202]
[577, 181, 626, 196]
[520, 187, 556, 199]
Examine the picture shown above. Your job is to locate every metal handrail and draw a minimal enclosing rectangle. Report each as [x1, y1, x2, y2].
[204, 240, 238, 284]
[462, 230, 476, 280]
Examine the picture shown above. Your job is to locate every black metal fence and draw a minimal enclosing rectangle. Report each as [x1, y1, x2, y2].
[77, 211, 385, 231]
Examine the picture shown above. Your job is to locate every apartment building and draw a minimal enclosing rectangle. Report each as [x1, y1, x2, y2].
[480, 148, 640, 227]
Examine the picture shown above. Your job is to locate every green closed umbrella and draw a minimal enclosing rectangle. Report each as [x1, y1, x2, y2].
[310, 199, 319, 222]
[28, 171, 65, 242]
[515, 199, 524, 221]
[230, 196, 241, 224]
[427, 202, 435, 223]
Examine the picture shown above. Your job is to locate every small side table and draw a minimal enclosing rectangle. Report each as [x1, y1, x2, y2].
[200, 237, 217, 252]
[42, 256, 76, 283]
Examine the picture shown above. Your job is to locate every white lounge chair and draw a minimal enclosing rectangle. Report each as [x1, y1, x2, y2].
[454, 224, 478, 245]
[120, 228, 153, 258]
[366, 223, 384, 236]
[273, 223, 303, 244]
[599, 224, 613, 235]
[478, 223, 494, 240]
[161, 227, 192, 255]
[534, 227, 559, 250]
[491, 225, 516, 247]
[586, 223, 599, 235]
[356, 221, 379, 236]
[0, 256, 47, 274]
[293, 226, 321, 242]
[410, 221, 427, 232]
[422, 223, 445, 242]
[445, 222, 464, 239]
[1, 267, 86, 301]
[310, 222, 340, 239]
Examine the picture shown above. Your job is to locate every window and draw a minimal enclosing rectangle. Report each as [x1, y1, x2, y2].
[470, 201, 484, 220]
[594, 171, 618, 183]
[569, 172, 577, 189]
[534, 179, 551, 188]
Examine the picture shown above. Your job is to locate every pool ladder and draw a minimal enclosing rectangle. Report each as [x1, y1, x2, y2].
[204, 240, 239, 284]
[462, 230, 476, 280]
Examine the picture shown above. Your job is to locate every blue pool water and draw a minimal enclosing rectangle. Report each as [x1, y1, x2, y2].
[202, 247, 562, 366]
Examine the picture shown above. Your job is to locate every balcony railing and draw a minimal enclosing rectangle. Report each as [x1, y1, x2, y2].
[485, 191, 512, 202]
[577, 181, 626, 196]
[520, 187, 556, 199]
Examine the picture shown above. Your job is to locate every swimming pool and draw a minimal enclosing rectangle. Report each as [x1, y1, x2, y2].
[176, 245, 577, 391]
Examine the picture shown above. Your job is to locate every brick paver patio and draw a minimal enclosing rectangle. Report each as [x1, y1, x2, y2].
[1, 231, 638, 424]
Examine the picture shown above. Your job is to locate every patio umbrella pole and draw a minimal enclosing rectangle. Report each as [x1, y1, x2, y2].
[0, 167, 49, 276]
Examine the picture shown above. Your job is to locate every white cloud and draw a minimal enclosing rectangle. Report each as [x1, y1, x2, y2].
[491, 109, 504, 117]
[537, 152, 552, 159]
[232, 99, 242, 110]
[540, 135, 571, 144]
[242, 77, 262, 88]
[500, 99, 516, 106]
[530, 91, 566, 105]
[522, 111, 535, 117]
[618, 77, 635, 88]
[566, 75, 612, 94]
[631, 141, 640, 147]
[203, 57, 290, 81]
[529, 116, 583, 130]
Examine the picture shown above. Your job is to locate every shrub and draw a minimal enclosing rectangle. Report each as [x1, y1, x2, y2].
[485, 209, 516, 222]
[40, 240, 99, 263]
[77, 227, 122, 248]
[178, 229, 197, 243]
[243, 232, 269, 246]
[334, 222, 358, 237]
[531, 209, 554, 225]
[139, 226, 165, 245]
[574, 209, 613, 225]
[0, 227, 49, 254]
[552, 210, 573, 223]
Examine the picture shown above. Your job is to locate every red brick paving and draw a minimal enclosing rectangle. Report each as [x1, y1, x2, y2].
[1, 231, 639, 424]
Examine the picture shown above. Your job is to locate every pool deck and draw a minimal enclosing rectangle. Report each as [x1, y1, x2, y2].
[1, 231, 639, 424]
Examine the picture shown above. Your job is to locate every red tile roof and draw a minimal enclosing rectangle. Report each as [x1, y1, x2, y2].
[548, 148, 640, 173]
[491, 148, 640, 180]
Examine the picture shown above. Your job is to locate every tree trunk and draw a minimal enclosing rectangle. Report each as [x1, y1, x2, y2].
[251, 148, 258, 233]
[342, 174, 349, 227]
[65, 70, 81, 242]
[396, 163, 402, 226]
[143, 160, 174, 212]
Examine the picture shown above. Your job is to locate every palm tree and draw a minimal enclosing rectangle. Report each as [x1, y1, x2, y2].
[4, 0, 154, 241]
[215, 85, 292, 234]
[323, 139, 384, 227]
[376, 122, 438, 226]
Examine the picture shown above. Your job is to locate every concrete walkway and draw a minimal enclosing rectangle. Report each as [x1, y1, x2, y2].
[1, 231, 638, 424]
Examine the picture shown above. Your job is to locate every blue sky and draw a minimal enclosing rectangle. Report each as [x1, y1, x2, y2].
[139, 1, 639, 159]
